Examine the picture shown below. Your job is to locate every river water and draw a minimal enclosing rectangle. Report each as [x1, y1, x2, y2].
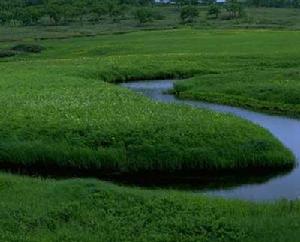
[121, 80, 300, 201]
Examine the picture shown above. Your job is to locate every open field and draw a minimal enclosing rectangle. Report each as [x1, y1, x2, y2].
[1, 27, 300, 241]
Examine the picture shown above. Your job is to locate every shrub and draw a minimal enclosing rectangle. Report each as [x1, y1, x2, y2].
[134, 8, 154, 24]
[207, 4, 221, 19]
[180, 6, 199, 24]
[0, 50, 16, 58]
[225, 0, 244, 19]
[11, 44, 45, 53]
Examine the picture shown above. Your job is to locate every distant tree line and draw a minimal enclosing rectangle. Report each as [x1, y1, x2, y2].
[245, 0, 300, 8]
[0, 0, 156, 25]
[0, 0, 299, 26]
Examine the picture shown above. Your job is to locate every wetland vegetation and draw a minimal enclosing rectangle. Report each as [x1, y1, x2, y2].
[1, 1, 300, 241]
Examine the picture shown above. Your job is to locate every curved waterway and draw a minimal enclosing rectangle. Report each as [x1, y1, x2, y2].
[121, 80, 300, 201]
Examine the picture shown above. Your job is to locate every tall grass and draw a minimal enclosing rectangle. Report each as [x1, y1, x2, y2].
[0, 26, 300, 242]
[0, 32, 296, 173]
[1, 173, 300, 242]
[174, 69, 300, 117]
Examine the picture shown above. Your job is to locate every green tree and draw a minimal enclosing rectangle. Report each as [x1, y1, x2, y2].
[19, 6, 43, 25]
[106, 2, 125, 22]
[91, 3, 108, 22]
[180, 5, 199, 23]
[45, 2, 63, 24]
[134, 8, 153, 24]
[207, 3, 220, 19]
[225, 0, 243, 19]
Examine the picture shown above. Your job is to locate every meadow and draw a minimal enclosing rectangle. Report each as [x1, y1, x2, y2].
[174, 68, 300, 117]
[0, 29, 296, 174]
[0, 28, 300, 241]
[2, 173, 300, 242]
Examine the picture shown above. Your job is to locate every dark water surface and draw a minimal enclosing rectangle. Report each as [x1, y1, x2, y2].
[121, 80, 300, 201]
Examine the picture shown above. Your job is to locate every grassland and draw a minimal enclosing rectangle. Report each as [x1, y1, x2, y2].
[2, 173, 300, 242]
[0, 29, 296, 174]
[174, 68, 300, 117]
[1, 28, 300, 241]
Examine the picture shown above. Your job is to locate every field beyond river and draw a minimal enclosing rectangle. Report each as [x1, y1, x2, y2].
[1, 28, 300, 242]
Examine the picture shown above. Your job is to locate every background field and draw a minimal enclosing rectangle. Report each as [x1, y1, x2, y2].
[1, 7, 300, 43]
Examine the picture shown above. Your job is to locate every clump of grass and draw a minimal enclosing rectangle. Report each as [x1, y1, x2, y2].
[11, 43, 45, 53]
[0, 50, 16, 58]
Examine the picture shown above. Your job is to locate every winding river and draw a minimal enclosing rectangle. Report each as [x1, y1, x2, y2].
[121, 80, 300, 201]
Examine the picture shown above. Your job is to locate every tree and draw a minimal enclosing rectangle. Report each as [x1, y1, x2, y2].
[292, 0, 300, 7]
[134, 8, 153, 24]
[207, 3, 220, 19]
[225, 0, 243, 19]
[45, 2, 63, 24]
[106, 1, 125, 22]
[180, 5, 199, 23]
[91, 3, 108, 22]
[0, 10, 13, 24]
[18, 6, 43, 25]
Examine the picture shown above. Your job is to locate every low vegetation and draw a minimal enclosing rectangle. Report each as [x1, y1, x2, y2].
[0, 50, 16, 58]
[1, 173, 300, 242]
[0, 29, 297, 174]
[0, 26, 300, 241]
[0, 58, 293, 174]
[174, 69, 300, 117]
[11, 43, 45, 53]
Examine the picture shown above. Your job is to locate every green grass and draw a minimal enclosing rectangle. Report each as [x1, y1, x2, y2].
[1, 173, 300, 242]
[174, 69, 300, 117]
[0, 29, 297, 173]
[1, 7, 300, 44]
[0, 28, 300, 241]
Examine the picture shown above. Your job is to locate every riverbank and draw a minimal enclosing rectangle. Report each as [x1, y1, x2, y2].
[1, 173, 300, 242]
[0, 30, 296, 174]
[173, 69, 300, 118]
[122, 79, 300, 201]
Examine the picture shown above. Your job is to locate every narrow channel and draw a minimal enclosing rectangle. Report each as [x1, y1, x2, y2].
[121, 80, 300, 201]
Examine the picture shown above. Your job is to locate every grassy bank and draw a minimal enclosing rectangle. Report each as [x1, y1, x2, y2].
[173, 69, 300, 117]
[0, 29, 296, 173]
[1, 173, 300, 242]
[0, 58, 293, 173]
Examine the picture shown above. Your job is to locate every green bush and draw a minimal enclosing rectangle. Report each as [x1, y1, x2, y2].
[11, 43, 44, 53]
[207, 4, 221, 19]
[134, 8, 154, 24]
[180, 6, 199, 24]
[0, 50, 16, 58]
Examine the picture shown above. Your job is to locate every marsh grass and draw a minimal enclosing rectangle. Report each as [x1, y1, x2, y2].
[0, 29, 298, 174]
[1, 173, 300, 242]
[0, 50, 16, 58]
[0, 25, 300, 242]
[174, 69, 300, 117]
[11, 43, 45, 53]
